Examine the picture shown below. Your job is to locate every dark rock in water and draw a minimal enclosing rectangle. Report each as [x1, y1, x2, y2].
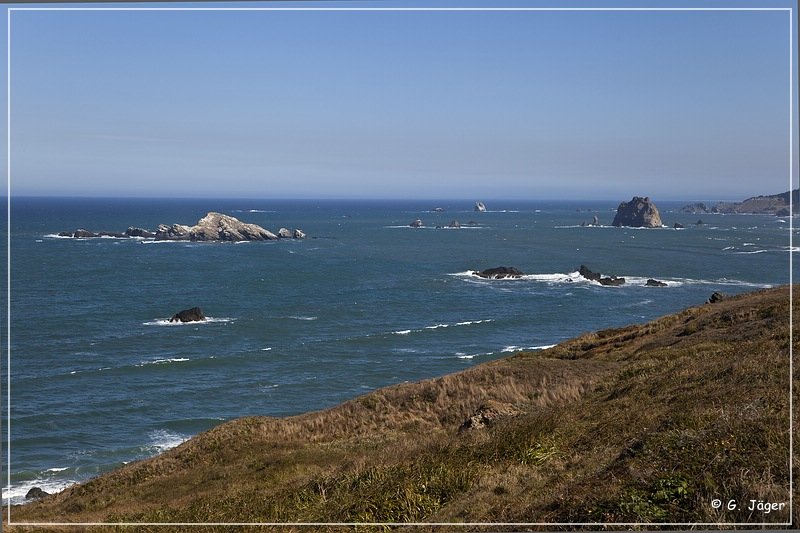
[125, 227, 155, 238]
[611, 196, 663, 228]
[673, 223, 684, 229]
[646, 278, 668, 287]
[293, 229, 306, 239]
[25, 487, 50, 500]
[73, 229, 98, 238]
[707, 291, 727, 304]
[474, 201, 487, 212]
[448, 220, 461, 228]
[459, 400, 522, 432]
[476, 266, 525, 279]
[409, 219, 423, 228]
[696, 219, 704, 226]
[277, 228, 293, 238]
[578, 265, 625, 286]
[169, 307, 205, 323]
[591, 215, 599, 226]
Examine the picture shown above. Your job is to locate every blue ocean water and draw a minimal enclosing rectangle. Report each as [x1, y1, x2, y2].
[2, 197, 795, 503]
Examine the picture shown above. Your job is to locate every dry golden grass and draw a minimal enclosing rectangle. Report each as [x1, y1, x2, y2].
[5, 285, 795, 532]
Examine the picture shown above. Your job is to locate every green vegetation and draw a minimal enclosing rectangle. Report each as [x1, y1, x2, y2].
[5, 286, 796, 532]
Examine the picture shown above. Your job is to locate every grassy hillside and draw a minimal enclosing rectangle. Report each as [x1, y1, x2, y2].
[5, 286, 796, 531]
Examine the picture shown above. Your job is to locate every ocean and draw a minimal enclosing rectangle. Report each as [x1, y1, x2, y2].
[2, 197, 795, 504]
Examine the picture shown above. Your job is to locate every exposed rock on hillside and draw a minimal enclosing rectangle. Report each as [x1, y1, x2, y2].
[611, 197, 663, 228]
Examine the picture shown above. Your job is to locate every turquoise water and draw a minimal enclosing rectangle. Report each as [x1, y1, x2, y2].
[3, 197, 794, 503]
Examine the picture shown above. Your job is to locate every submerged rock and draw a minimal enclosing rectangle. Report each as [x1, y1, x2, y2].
[169, 307, 206, 323]
[673, 223, 684, 229]
[448, 220, 461, 228]
[476, 266, 525, 279]
[646, 279, 668, 287]
[611, 197, 663, 228]
[409, 219, 423, 228]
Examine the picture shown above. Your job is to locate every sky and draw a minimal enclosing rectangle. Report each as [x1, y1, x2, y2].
[3, 1, 799, 201]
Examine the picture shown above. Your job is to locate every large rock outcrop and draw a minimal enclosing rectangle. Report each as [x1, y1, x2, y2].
[611, 197, 663, 228]
[169, 307, 205, 323]
[188, 213, 278, 241]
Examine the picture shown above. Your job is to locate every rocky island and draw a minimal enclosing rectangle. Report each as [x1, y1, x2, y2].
[58, 212, 306, 242]
[611, 196, 663, 228]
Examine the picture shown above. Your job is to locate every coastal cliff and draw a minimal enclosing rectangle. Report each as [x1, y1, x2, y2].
[6, 286, 794, 529]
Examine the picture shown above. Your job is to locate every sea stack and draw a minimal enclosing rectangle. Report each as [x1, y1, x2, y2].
[474, 202, 487, 212]
[611, 197, 663, 228]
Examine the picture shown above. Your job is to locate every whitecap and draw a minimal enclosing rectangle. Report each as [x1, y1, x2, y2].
[3, 478, 75, 506]
[260, 347, 273, 351]
[136, 358, 190, 367]
[457, 354, 478, 359]
[146, 429, 189, 454]
[528, 344, 557, 350]
[287, 315, 318, 321]
[733, 249, 768, 255]
[46, 467, 69, 472]
[425, 323, 449, 330]
[393, 330, 411, 335]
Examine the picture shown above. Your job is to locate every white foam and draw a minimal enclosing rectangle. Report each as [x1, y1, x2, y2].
[260, 347, 273, 351]
[43, 233, 73, 239]
[146, 429, 189, 454]
[425, 323, 449, 330]
[142, 317, 234, 326]
[722, 246, 735, 251]
[3, 478, 75, 505]
[136, 358, 190, 367]
[46, 467, 68, 472]
[501, 345, 521, 353]
[287, 315, 318, 321]
[528, 344, 557, 350]
[733, 249, 768, 255]
[457, 354, 478, 359]
[393, 329, 412, 335]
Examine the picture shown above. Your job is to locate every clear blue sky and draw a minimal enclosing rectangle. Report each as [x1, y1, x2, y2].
[4, 1, 799, 200]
